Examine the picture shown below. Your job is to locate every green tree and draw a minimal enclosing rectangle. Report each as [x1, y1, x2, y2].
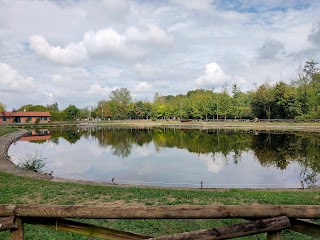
[109, 88, 132, 119]
[79, 107, 90, 119]
[294, 60, 319, 114]
[18, 104, 47, 112]
[218, 83, 232, 120]
[231, 84, 241, 119]
[46, 102, 59, 112]
[272, 82, 302, 119]
[0, 102, 5, 112]
[110, 88, 132, 106]
[310, 72, 320, 114]
[251, 83, 274, 119]
[96, 100, 114, 119]
[63, 105, 80, 121]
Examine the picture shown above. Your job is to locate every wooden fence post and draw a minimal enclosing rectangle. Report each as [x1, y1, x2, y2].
[267, 231, 281, 240]
[10, 218, 24, 240]
[0, 217, 17, 232]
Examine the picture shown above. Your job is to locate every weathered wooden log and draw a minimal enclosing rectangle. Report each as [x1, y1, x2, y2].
[0, 217, 17, 232]
[9, 204, 320, 219]
[0, 205, 15, 217]
[23, 217, 150, 240]
[10, 218, 23, 240]
[289, 218, 320, 237]
[148, 216, 290, 240]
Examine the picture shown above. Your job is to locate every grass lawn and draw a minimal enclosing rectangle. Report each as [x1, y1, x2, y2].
[0, 172, 319, 239]
[0, 127, 17, 137]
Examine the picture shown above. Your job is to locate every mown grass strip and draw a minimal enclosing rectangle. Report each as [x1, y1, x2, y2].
[0, 128, 17, 138]
[0, 172, 319, 239]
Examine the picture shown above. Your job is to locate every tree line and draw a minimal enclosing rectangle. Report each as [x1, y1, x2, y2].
[1, 60, 319, 121]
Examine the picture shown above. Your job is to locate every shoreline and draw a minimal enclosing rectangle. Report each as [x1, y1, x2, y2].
[0, 128, 319, 190]
[6, 120, 320, 132]
[0, 130, 53, 180]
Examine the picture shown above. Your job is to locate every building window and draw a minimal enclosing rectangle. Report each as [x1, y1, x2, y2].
[27, 117, 32, 121]
[2, 117, 7, 122]
[44, 117, 47, 120]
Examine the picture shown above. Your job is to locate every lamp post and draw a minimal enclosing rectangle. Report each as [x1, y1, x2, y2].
[101, 102, 104, 121]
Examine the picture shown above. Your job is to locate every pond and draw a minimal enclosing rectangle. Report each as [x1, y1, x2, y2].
[8, 126, 320, 188]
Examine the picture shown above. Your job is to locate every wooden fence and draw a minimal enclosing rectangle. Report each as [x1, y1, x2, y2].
[1, 204, 320, 239]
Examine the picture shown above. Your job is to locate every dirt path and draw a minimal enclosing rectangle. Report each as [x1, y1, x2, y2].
[0, 130, 52, 180]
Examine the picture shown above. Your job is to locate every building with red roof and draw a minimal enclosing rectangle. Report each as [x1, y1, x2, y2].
[0, 111, 51, 124]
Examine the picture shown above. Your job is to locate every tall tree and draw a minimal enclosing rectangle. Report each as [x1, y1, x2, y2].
[110, 88, 132, 106]
[294, 60, 319, 114]
[96, 100, 113, 119]
[218, 83, 232, 120]
[109, 88, 132, 119]
[63, 105, 80, 121]
[251, 83, 274, 119]
[18, 104, 47, 112]
[46, 102, 59, 112]
[231, 83, 241, 119]
[0, 102, 5, 112]
[272, 82, 302, 119]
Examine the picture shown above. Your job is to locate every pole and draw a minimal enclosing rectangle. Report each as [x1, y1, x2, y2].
[180, 99, 182, 120]
[102, 102, 104, 121]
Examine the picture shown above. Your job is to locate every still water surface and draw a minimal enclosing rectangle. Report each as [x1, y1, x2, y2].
[8, 126, 320, 188]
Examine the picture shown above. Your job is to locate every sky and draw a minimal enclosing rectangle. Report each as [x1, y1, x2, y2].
[1, 0, 320, 110]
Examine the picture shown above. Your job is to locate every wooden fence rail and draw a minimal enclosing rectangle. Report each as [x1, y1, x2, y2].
[1, 204, 320, 219]
[0, 204, 319, 240]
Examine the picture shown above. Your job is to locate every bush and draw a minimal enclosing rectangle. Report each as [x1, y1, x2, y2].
[17, 149, 47, 173]
[19, 158, 46, 172]
[295, 112, 320, 120]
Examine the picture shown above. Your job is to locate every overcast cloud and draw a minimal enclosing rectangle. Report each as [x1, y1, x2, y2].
[0, 0, 319, 109]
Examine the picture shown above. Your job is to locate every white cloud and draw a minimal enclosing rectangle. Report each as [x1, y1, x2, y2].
[94, 66, 123, 78]
[135, 81, 152, 93]
[196, 62, 231, 88]
[51, 67, 89, 83]
[0, 63, 35, 92]
[234, 76, 247, 85]
[257, 39, 286, 60]
[126, 24, 174, 46]
[88, 84, 113, 96]
[29, 35, 87, 65]
[170, 0, 212, 11]
[134, 63, 160, 77]
[43, 92, 53, 102]
[308, 21, 320, 47]
[198, 153, 224, 173]
[83, 28, 128, 57]
[83, 24, 173, 59]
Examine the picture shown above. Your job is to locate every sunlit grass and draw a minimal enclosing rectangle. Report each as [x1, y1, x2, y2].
[0, 172, 319, 239]
[0, 127, 17, 137]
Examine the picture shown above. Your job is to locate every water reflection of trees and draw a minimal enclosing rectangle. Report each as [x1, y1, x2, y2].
[47, 127, 319, 186]
[252, 133, 320, 187]
[92, 128, 153, 158]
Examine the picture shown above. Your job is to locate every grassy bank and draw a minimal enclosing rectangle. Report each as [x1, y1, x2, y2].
[4, 119, 320, 131]
[0, 127, 17, 137]
[0, 172, 319, 239]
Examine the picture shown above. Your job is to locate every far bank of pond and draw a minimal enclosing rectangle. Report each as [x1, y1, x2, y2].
[6, 119, 320, 132]
[8, 125, 320, 189]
